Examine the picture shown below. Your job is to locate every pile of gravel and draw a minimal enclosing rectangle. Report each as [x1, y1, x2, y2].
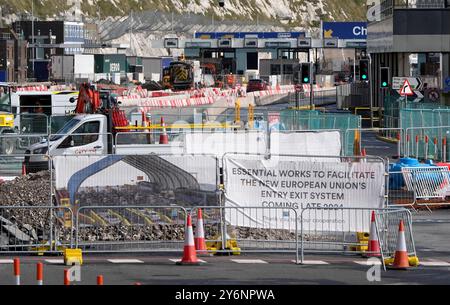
[0, 171, 51, 206]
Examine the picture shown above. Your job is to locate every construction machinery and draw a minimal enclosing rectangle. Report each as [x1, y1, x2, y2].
[0, 83, 15, 154]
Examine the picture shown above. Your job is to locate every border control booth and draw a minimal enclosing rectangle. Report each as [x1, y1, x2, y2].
[166, 32, 311, 82]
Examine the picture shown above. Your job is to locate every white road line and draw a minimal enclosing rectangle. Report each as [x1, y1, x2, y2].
[170, 259, 207, 263]
[45, 259, 64, 264]
[108, 259, 144, 264]
[420, 261, 450, 267]
[231, 259, 268, 264]
[292, 260, 329, 265]
[353, 260, 382, 266]
[0, 259, 14, 264]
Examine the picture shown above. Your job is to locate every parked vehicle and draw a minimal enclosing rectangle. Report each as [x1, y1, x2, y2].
[246, 79, 269, 93]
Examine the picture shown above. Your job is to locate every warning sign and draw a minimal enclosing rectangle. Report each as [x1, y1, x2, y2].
[399, 79, 414, 96]
[224, 155, 386, 231]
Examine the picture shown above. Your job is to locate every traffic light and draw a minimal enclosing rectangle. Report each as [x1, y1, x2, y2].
[380, 67, 390, 88]
[359, 59, 369, 81]
[300, 63, 312, 84]
[218, 0, 225, 7]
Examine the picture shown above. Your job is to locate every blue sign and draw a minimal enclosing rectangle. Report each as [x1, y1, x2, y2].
[195, 32, 305, 39]
[322, 22, 367, 40]
[444, 77, 450, 94]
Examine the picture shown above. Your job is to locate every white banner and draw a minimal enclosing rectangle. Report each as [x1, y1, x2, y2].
[224, 155, 386, 232]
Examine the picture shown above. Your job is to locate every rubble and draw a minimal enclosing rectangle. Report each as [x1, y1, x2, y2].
[0, 171, 51, 206]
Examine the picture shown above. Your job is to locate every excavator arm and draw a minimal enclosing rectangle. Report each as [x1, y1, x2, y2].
[74, 83, 101, 114]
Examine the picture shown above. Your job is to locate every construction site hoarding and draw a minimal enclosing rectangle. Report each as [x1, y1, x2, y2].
[223, 154, 386, 232]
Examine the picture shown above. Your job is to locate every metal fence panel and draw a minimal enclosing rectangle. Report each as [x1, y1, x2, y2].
[191, 206, 299, 262]
[0, 206, 73, 254]
[387, 171, 415, 207]
[75, 205, 187, 253]
[401, 166, 450, 206]
[374, 208, 416, 270]
[299, 207, 400, 262]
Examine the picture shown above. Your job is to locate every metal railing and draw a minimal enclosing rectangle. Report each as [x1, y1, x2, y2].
[375, 208, 416, 271]
[75, 205, 188, 253]
[191, 206, 299, 262]
[0, 206, 73, 254]
[300, 207, 411, 264]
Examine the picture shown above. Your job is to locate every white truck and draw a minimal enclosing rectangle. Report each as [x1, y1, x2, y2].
[23, 112, 185, 173]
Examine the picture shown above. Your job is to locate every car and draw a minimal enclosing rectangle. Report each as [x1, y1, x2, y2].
[246, 79, 269, 93]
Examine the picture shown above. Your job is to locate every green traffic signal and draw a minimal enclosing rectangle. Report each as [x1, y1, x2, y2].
[382, 81, 388, 87]
[362, 75, 367, 80]
[303, 77, 309, 83]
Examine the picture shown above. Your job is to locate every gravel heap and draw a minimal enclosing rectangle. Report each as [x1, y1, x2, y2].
[78, 224, 186, 242]
[0, 171, 51, 206]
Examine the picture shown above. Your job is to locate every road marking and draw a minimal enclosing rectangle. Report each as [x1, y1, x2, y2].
[45, 259, 64, 264]
[231, 259, 268, 264]
[170, 259, 207, 263]
[108, 259, 144, 264]
[353, 260, 382, 266]
[0, 259, 14, 264]
[420, 261, 450, 267]
[292, 260, 329, 265]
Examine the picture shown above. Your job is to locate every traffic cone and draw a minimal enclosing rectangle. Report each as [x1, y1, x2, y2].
[365, 211, 381, 257]
[159, 117, 169, 144]
[387, 220, 410, 270]
[194, 209, 209, 256]
[177, 214, 202, 265]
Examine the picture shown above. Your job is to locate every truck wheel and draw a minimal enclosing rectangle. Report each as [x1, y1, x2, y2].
[0, 138, 15, 155]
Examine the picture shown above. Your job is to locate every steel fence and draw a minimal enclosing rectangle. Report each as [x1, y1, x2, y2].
[0, 206, 73, 254]
[75, 205, 188, 253]
[402, 166, 450, 206]
[374, 208, 416, 271]
[0, 134, 48, 156]
[50, 153, 221, 207]
[404, 126, 450, 161]
[344, 128, 403, 158]
[299, 207, 404, 263]
[387, 171, 415, 207]
[191, 206, 299, 261]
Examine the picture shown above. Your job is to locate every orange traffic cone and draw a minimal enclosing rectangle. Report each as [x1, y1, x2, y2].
[159, 117, 169, 144]
[387, 220, 410, 270]
[177, 214, 202, 265]
[365, 211, 381, 257]
[194, 209, 209, 256]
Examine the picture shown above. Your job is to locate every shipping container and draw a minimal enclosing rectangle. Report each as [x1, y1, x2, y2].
[51, 55, 74, 81]
[142, 57, 174, 81]
[127, 56, 143, 67]
[94, 54, 127, 74]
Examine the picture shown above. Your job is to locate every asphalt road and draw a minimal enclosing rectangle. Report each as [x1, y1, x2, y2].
[0, 209, 449, 286]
